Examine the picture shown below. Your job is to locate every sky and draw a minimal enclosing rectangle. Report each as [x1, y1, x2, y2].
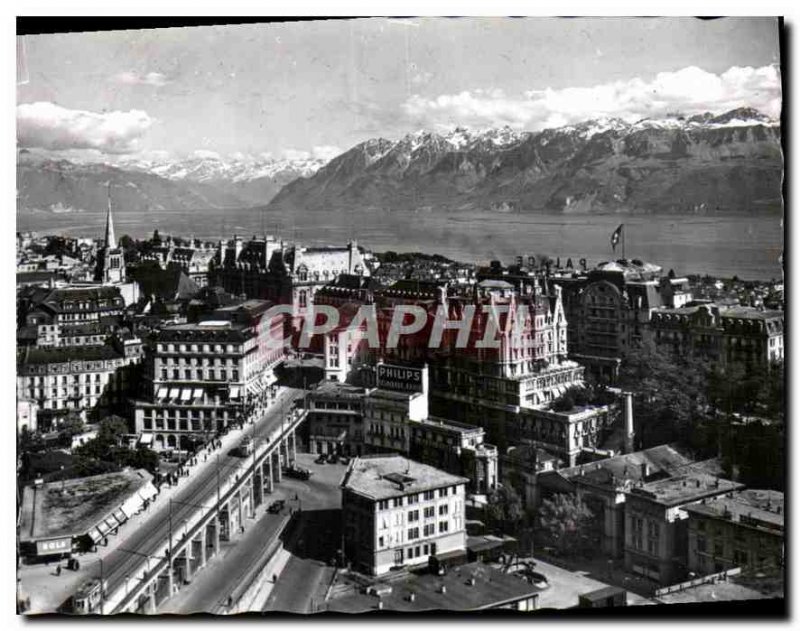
[16, 17, 782, 164]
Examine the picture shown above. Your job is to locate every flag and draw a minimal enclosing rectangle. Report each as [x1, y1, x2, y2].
[610, 224, 623, 251]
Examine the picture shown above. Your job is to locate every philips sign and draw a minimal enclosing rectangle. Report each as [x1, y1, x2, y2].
[376, 364, 424, 393]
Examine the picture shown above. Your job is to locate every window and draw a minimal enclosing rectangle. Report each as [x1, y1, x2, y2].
[439, 521, 449, 533]
[697, 536, 707, 553]
[407, 494, 418, 505]
[378, 500, 389, 510]
[408, 510, 419, 523]
[378, 536, 384, 548]
[734, 549, 748, 566]
[393, 498, 403, 508]
[423, 524, 435, 537]
[424, 506, 435, 519]
[714, 542, 724, 557]
[408, 527, 419, 541]
[423, 490, 435, 501]
[439, 504, 448, 516]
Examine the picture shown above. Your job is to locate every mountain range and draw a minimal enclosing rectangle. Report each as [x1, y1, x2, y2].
[17, 107, 782, 217]
[268, 107, 783, 214]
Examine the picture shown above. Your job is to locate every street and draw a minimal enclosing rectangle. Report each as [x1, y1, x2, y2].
[159, 452, 346, 614]
[18, 387, 303, 614]
[260, 454, 347, 614]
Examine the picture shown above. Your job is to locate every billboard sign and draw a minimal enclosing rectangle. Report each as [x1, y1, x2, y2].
[377, 364, 424, 393]
[36, 537, 72, 556]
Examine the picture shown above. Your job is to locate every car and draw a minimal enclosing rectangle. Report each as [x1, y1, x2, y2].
[285, 466, 312, 480]
[339, 456, 350, 465]
[267, 500, 285, 514]
[528, 571, 549, 589]
[326, 453, 339, 464]
[315, 454, 327, 464]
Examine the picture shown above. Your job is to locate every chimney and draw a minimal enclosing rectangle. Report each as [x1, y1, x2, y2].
[624, 392, 635, 453]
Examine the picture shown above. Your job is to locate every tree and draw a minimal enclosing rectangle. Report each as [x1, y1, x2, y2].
[97, 415, 129, 446]
[486, 485, 524, 535]
[537, 493, 596, 556]
[617, 339, 711, 448]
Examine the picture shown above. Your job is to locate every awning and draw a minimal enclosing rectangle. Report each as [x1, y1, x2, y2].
[87, 528, 104, 544]
[156, 387, 168, 400]
[139, 433, 154, 446]
[169, 388, 180, 400]
[112, 508, 128, 524]
[181, 389, 192, 401]
[193, 388, 204, 400]
[229, 387, 240, 400]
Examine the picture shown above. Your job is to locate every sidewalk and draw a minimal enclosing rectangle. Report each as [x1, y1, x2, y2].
[19, 388, 290, 614]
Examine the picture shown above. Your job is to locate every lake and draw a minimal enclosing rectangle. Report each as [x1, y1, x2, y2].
[16, 207, 784, 281]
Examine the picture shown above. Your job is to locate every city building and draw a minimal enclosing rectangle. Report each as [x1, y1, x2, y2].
[17, 397, 38, 434]
[623, 471, 744, 585]
[685, 489, 784, 576]
[18, 469, 157, 561]
[307, 380, 368, 457]
[326, 561, 542, 612]
[650, 303, 784, 368]
[537, 444, 703, 558]
[552, 260, 691, 382]
[137, 233, 217, 288]
[211, 236, 376, 340]
[408, 417, 498, 495]
[16, 341, 142, 429]
[341, 454, 468, 576]
[132, 307, 283, 450]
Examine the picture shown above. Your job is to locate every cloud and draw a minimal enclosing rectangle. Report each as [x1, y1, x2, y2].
[310, 145, 342, 161]
[112, 71, 170, 87]
[191, 149, 222, 160]
[402, 65, 782, 131]
[280, 145, 342, 162]
[17, 101, 153, 154]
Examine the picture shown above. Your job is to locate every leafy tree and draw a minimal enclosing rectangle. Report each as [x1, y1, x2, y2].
[486, 485, 524, 534]
[97, 415, 129, 446]
[536, 493, 597, 556]
[552, 395, 575, 413]
[617, 339, 711, 448]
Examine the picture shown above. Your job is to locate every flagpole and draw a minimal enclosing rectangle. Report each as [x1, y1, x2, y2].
[622, 226, 626, 260]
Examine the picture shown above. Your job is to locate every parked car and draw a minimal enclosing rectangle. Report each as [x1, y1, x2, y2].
[326, 453, 339, 464]
[267, 500, 285, 514]
[315, 454, 327, 464]
[528, 571, 549, 589]
[339, 456, 350, 465]
[285, 466, 312, 480]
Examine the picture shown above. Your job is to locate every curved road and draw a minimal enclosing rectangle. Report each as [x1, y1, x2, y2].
[100, 388, 304, 602]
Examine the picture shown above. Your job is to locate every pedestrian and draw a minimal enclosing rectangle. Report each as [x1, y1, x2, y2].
[273, 574, 278, 584]
[56, 565, 61, 576]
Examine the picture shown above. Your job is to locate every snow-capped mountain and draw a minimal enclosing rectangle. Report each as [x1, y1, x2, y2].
[17, 151, 333, 214]
[268, 108, 782, 214]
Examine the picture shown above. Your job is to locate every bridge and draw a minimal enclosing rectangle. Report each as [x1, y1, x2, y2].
[90, 388, 307, 614]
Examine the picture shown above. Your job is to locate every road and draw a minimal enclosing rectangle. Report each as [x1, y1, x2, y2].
[261, 455, 347, 614]
[98, 388, 304, 605]
[158, 453, 344, 614]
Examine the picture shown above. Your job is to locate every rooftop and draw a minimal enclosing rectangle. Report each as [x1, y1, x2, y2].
[684, 489, 784, 533]
[326, 562, 542, 612]
[19, 469, 154, 542]
[366, 388, 425, 402]
[342, 454, 469, 501]
[310, 380, 368, 399]
[629, 471, 744, 506]
[656, 574, 783, 605]
[557, 444, 697, 488]
[18, 344, 123, 367]
[413, 416, 484, 435]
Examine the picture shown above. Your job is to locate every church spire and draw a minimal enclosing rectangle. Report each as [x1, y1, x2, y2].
[105, 183, 117, 250]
